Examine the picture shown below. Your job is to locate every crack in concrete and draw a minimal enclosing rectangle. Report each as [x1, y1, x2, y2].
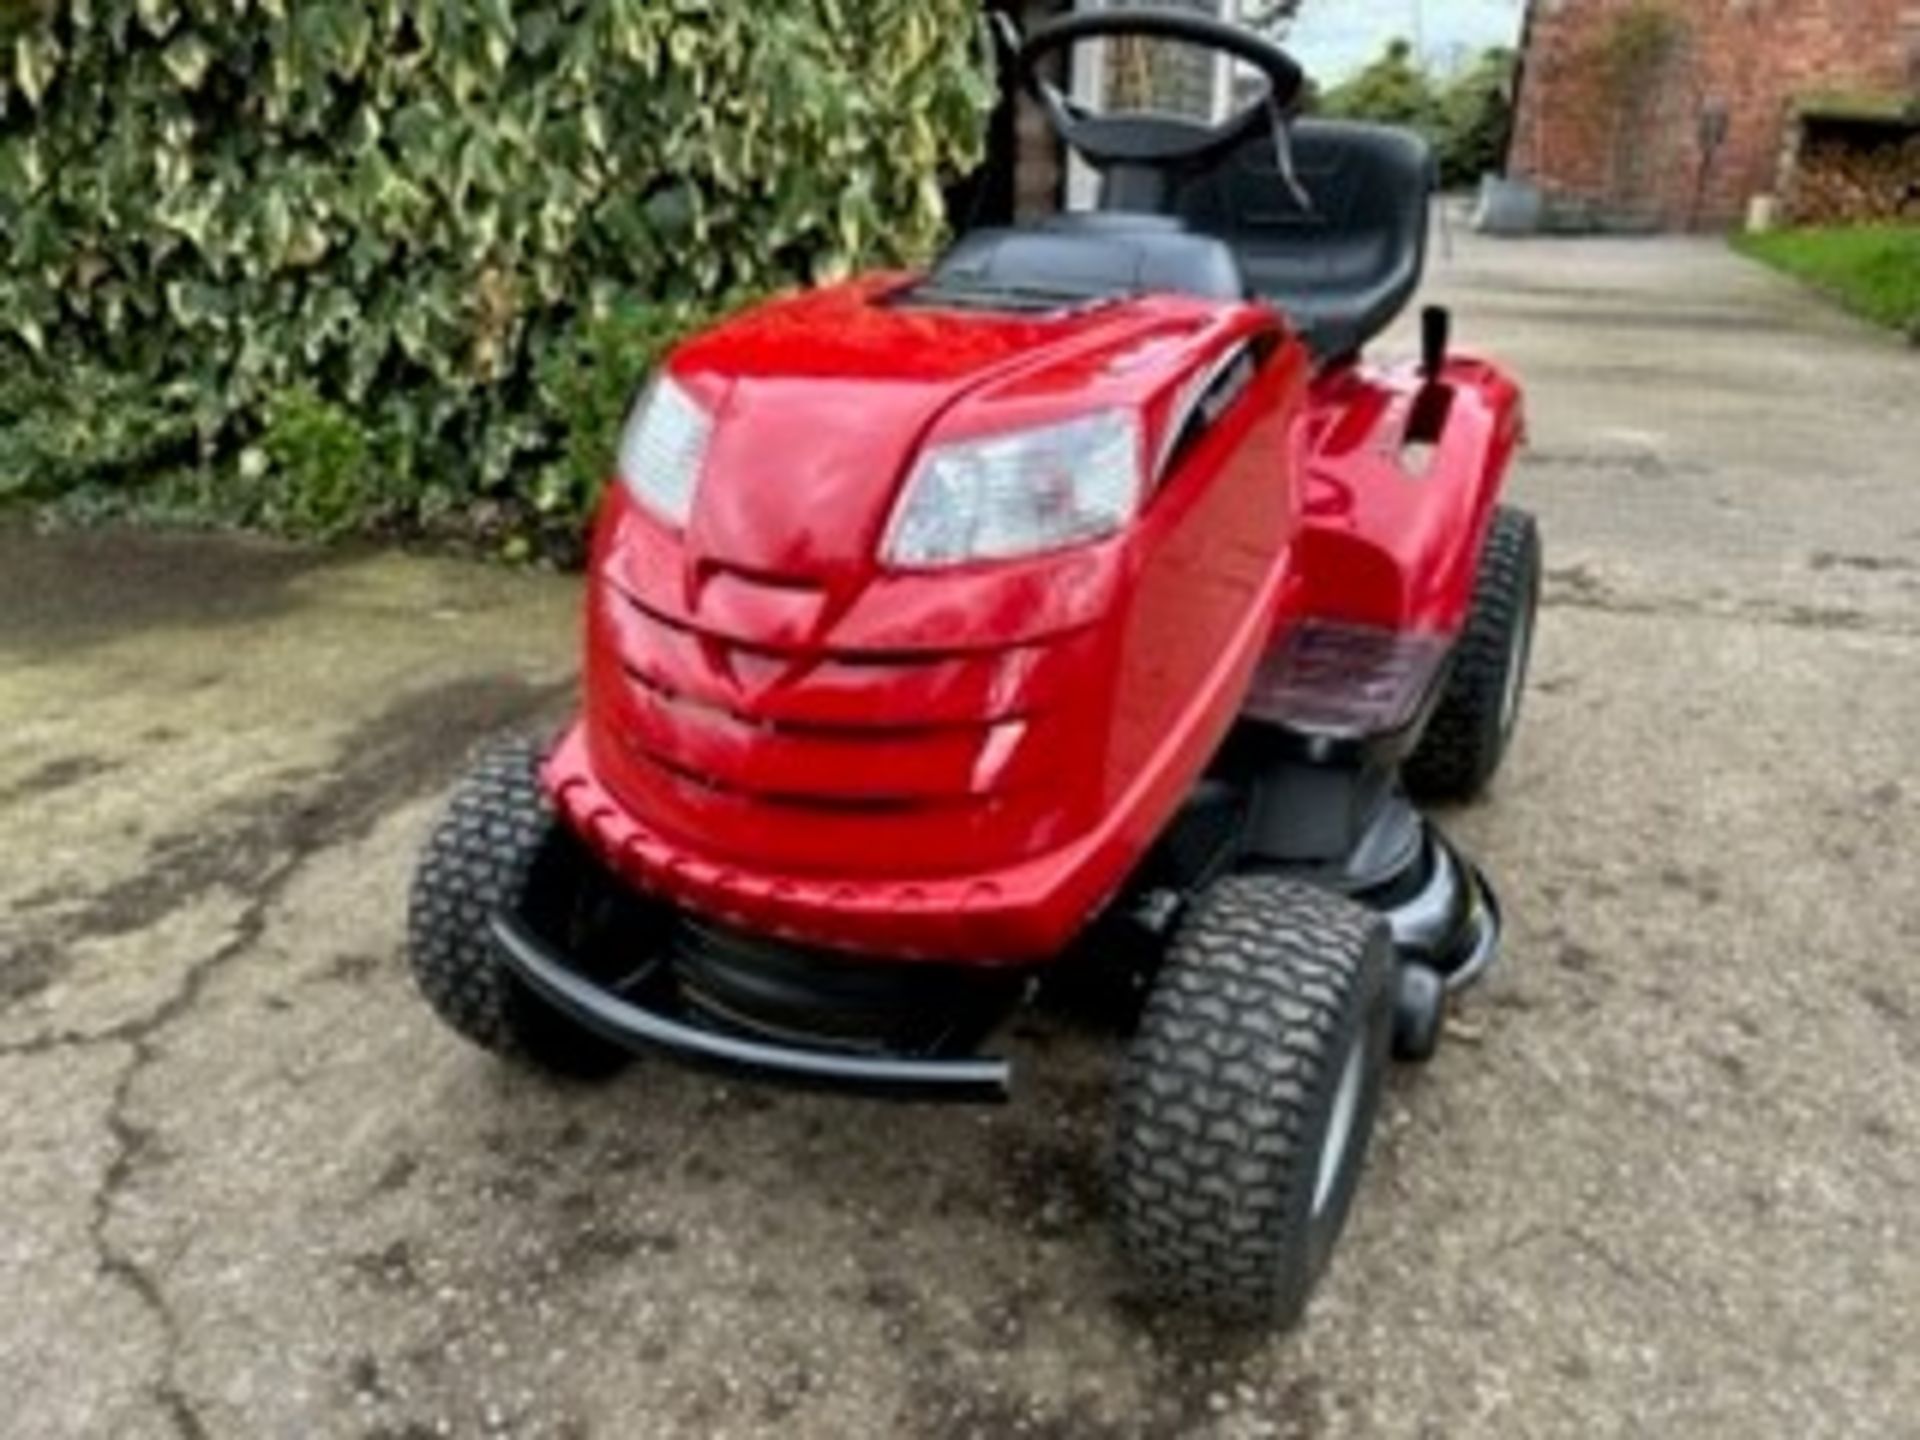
[94, 1049, 211, 1440]
[4, 674, 572, 1437]
[1543, 572, 1920, 640]
[2, 677, 571, 1019]
[79, 855, 295, 1438]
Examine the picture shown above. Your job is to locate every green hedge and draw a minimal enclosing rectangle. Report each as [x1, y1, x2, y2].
[0, 0, 992, 554]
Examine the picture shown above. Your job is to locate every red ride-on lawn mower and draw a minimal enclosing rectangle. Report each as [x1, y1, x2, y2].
[409, 9, 1538, 1324]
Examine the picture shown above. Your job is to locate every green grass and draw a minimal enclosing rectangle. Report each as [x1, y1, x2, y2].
[1733, 225, 1920, 337]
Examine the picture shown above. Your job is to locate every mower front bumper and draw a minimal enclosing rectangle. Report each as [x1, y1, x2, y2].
[489, 914, 1013, 1103]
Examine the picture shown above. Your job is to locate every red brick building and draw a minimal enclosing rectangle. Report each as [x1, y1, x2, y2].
[1509, 0, 1920, 229]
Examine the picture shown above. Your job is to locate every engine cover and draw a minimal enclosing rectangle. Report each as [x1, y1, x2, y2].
[550, 276, 1311, 961]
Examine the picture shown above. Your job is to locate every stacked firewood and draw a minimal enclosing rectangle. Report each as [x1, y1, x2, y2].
[1788, 130, 1920, 225]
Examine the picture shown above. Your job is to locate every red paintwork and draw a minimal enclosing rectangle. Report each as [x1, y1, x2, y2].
[1294, 355, 1525, 634]
[542, 275, 1523, 963]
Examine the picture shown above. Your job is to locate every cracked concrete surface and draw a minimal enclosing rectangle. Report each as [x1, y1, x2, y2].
[3, 233, 1917, 1438]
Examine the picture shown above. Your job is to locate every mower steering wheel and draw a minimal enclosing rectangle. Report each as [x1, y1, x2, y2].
[1015, 8, 1305, 174]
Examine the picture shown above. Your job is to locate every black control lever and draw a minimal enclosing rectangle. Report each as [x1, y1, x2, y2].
[1404, 305, 1454, 453]
[1421, 305, 1451, 381]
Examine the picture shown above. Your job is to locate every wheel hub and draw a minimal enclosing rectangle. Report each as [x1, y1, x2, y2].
[1312, 1038, 1367, 1217]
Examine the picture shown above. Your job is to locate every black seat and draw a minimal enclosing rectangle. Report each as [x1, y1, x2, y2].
[1173, 120, 1434, 362]
[925, 212, 1247, 305]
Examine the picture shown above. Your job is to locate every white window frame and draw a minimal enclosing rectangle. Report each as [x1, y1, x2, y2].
[1065, 0, 1238, 211]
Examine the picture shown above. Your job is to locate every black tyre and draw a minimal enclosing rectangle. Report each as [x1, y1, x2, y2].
[1405, 506, 1541, 802]
[407, 735, 630, 1078]
[1112, 875, 1395, 1325]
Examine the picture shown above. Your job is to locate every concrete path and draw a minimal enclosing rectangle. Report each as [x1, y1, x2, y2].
[3, 232, 1916, 1438]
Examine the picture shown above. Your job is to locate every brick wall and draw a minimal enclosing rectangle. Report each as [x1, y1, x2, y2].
[1510, 0, 1920, 229]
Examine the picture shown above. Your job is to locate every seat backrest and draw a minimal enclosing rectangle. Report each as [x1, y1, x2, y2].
[1172, 120, 1434, 362]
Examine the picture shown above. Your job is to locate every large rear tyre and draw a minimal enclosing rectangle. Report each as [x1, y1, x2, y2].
[1112, 875, 1394, 1326]
[1405, 505, 1541, 802]
[407, 736, 630, 1079]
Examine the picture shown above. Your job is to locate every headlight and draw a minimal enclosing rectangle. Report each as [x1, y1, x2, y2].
[616, 375, 711, 527]
[882, 409, 1143, 567]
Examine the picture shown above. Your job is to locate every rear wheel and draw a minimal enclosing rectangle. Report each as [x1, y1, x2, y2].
[1112, 875, 1394, 1325]
[1406, 506, 1541, 802]
[407, 736, 631, 1078]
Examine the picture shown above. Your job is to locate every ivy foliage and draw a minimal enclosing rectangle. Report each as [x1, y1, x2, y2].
[0, 0, 992, 553]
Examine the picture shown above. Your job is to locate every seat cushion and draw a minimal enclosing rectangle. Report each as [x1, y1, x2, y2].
[928, 214, 1247, 304]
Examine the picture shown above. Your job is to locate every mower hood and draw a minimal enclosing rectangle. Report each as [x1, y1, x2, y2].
[654, 277, 1228, 578]
[567, 272, 1304, 942]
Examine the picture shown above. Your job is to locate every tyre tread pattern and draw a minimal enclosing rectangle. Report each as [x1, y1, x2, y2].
[1113, 875, 1388, 1322]
[1405, 505, 1541, 801]
[407, 735, 560, 1060]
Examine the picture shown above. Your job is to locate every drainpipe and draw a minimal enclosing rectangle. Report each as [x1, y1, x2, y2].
[1691, 99, 1728, 231]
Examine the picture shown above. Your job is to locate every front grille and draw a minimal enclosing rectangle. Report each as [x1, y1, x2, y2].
[587, 568, 1092, 877]
[602, 583, 1050, 812]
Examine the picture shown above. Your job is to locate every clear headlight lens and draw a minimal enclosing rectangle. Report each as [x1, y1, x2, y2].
[883, 408, 1143, 568]
[616, 375, 711, 527]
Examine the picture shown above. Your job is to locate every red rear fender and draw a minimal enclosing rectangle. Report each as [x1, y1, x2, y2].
[1296, 354, 1524, 635]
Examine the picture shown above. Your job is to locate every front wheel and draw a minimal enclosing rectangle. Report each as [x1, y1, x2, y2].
[407, 735, 632, 1079]
[1112, 875, 1394, 1325]
[1405, 505, 1542, 802]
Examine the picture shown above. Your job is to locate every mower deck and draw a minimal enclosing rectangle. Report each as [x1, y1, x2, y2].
[485, 805, 1498, 1102]
[1355, 824, 1503, 993]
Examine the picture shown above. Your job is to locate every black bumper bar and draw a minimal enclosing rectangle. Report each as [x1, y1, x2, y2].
[489, 915, 1013, 1103]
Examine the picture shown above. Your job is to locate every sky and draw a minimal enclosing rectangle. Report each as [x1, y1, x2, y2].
[1277, 0, 1528, 82]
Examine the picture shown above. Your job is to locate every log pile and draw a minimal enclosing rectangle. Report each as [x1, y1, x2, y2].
[1788, 127, 1920, 225]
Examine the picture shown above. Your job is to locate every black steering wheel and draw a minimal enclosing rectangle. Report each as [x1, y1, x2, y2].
[1014, 7, 1305, 173]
